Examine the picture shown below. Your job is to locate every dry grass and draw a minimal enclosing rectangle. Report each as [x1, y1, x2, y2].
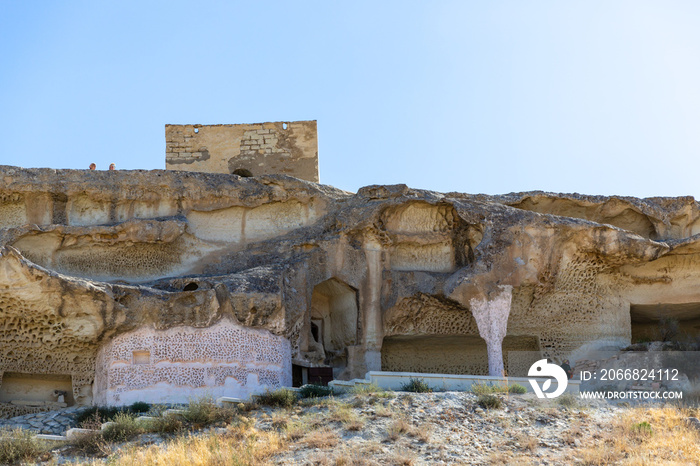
[471, 382, 510, 395]
[389, 449, 416, 465]
[345, 419, 364, 432]
[182, 396, 239, 426]
[386, 417, 420, 441]
[577, 405, 700, 465]
[513, 432, 538, 452]
[486, 451, 515, 465]
[68, 429, 111, 456]
[102, 412, 143, 442]
[373, 405, 394, 418]
[88, 421, 285, 466]
[302, 428, 339, 449]
[40, 393, 700, 465]
[561, 423, 583, 446]
[284, 421, 306, 441]
[270, 411, 290, 430]
[328, 406, 364, 431]
[0, 428, 51, 464]
[317, 448, 383, 466]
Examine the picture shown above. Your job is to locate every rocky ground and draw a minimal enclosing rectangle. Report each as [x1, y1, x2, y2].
[1, 388, 699, 465]
[262, 391, 622, 465]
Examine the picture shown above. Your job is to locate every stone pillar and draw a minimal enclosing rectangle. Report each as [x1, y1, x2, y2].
[470, 285, 513, 377]
[362, 234, 384, 372]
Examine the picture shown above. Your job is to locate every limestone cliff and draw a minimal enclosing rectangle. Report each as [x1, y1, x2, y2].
[1, 165, 698, 413]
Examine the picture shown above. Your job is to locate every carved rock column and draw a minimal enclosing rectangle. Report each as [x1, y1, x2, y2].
[470, 285, 513, 377]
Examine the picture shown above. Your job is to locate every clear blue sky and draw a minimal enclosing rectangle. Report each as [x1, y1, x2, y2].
[2, 1, 699, 197]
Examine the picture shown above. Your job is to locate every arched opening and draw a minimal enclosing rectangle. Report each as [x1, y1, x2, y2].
[310, 278, 359, 372]
[183, 282, 198, 291]
[232, 168, 253, 177]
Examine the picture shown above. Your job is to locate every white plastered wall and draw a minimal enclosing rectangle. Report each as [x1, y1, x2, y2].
[94, 319, 292, 405]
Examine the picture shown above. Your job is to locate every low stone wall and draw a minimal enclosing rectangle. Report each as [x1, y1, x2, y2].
[94, 319, 292, 405]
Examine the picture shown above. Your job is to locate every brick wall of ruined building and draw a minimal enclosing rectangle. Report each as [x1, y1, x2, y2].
[165, 121, 319, 182]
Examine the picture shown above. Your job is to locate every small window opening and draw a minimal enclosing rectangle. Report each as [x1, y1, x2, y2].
[133, 350, 150, 365]
[282, 123, 288, 130]
[194, 128, 199, 133]
[232, 168, 253, 177]
[311, 322, 320, 343]
[183, 282, 198, 291]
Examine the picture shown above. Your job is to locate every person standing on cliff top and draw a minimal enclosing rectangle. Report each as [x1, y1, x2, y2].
[109, 163, 116, 170]
[89, 163, 96, 170]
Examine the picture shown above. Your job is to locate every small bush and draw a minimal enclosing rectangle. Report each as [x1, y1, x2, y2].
[75, 406, 123, 425]
[386, 418, 419, 441]
[0, 428, 46, 464]
[556, 393, 578, 408]
[508, 383, 528, 394]
[256, 388, 298, 408]
[102, 412, 143, 442]
[401, 378, 432, 393]
[148, 413, 183, 434]
[631, 421, 653, 436]
[129, 401, 150, 413]
[75, 401, 151, 425]
[345, 419, 364, 432]
[69, 429, 109, 456]
[477, 394, 503, 410]
[299, 384, 334, 399]
[183, 396, 237, 426]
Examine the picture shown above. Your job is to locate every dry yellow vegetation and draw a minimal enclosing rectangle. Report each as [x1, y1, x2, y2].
[86, 422, 285, 466]
[576, 405, 700, 465]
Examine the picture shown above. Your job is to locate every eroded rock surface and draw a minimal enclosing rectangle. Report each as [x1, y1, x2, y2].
[1, 165, 698, 412]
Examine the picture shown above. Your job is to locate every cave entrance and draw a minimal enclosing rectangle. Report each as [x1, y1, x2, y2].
[310, 278, 359, 372]
[630, 303, 700, 343]
[0, 372, 74, 407]
[381, 335, 541, 377]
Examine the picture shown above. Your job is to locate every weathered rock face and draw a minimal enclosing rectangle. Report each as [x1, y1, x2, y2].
[1, 165, 699, 413]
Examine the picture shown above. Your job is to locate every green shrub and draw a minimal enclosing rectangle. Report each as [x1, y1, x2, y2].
[0, 428, 46, 464]
[102, 412, 143, 442]
[400, 378, 432, 393]
[256, 388, 298, 408]
[75, 406, 123, 425]
[129, 401, 150, 413]
[75, 401, 151, 425]
[631, 421, 653, 436]
[477, 394, 503, 410]
[508, 383, 528, 394]
[299, 384, 334, 399]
